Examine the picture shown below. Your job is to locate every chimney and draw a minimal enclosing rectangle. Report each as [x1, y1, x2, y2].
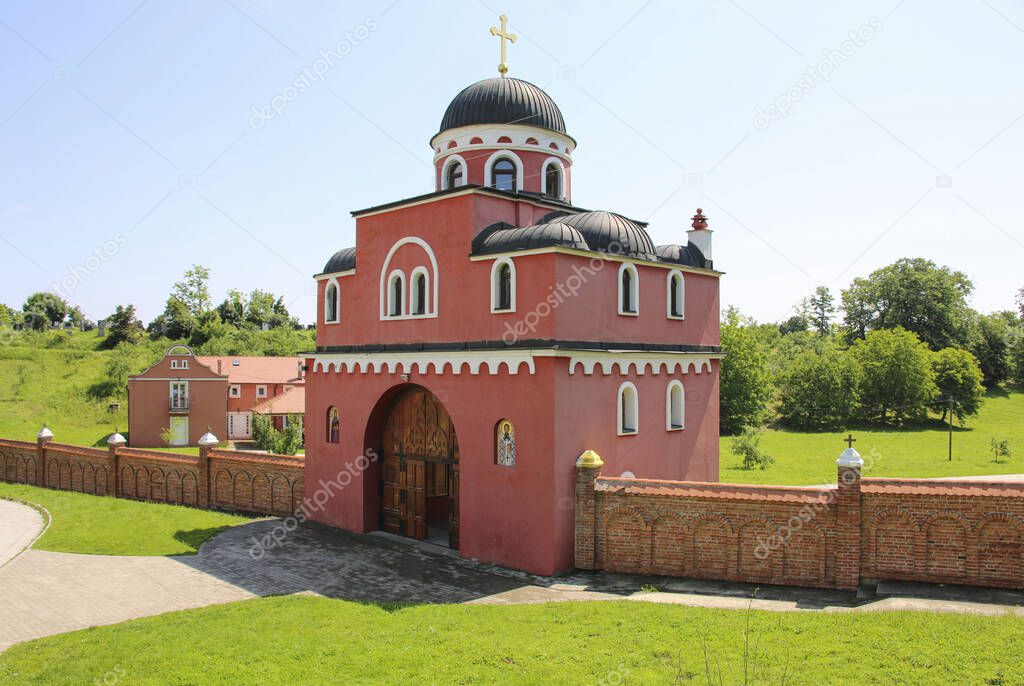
[687, 208, 713, 264]
[217, 359, 222, 375]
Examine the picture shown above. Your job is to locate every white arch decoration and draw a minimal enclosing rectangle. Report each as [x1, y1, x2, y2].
[311, 354, 536, 376]
[483, 150, 525, 192]
[490, 257, 516, 312]
[440, 154, 468, 190]
[666, 380, 685, 431]
[617, 381, 639, 435]
[541, 156, 565, 199]
[379, 237, 439, 320]
[618, 262, 639, 316]
[567, 356, 713, 376]
[323, 277, 340, 324]
[666, 269, 685, 320]
[409, 266, 431, 316]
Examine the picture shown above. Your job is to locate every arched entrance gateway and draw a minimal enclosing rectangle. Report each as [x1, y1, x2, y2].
[377, 386, 460, 549]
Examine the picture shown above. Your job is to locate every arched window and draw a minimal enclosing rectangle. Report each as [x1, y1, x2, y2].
[443, 156, 466, 190]
[618, 263, 639, 315]
[543, 160, 563, 198]
[411, 268, 429, 316]
[387, 270, 405, 317]
[667, 270, 684, 319]
[491, 157, 517, 191]
[666, 381, 685, 430]
[324, 280, 339, 324]
[491, 258, 515, 312]
[327, 407, 340, 443]
[617, 382, 638, 435]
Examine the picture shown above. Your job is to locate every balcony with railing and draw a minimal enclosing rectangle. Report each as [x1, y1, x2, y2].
[169, 398, 190, 414]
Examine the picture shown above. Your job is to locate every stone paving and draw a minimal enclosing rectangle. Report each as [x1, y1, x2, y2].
[3, 503, 1024, 653]
[0, 499, 44, 568]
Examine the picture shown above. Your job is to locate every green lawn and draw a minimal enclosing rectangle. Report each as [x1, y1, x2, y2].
[1, 595, 1022, 685]
[0, 482, 251, 556]
[720, 387, 1024, 485]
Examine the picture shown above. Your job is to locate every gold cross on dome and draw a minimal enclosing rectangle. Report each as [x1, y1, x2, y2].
[489, 14, 517, 76]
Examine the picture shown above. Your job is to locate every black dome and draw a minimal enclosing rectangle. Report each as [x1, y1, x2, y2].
[656, 243, 710, 269]
[320, 246, 355, 275]
[548, 211, 658, 260]
[438, 77, 567, 136]
[473, 222, 588, 256]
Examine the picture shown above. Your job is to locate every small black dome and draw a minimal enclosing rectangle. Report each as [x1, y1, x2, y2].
[473, 221, 588, 255]
[549, 211, 658, 260]
[439, 77, 567, 136]
[321, 247, 355, 275]
[656, 243, 710, 269]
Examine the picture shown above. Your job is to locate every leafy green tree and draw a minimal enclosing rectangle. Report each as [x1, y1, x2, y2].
[159, 297, 197, 341]
[1010, 324, 1024, 385]
[1016, 286, 1024, 320]
[778, 314, 808, 335]
[731, 427, 775, 470]
[0, 303, 13, 328]
[23, 292, 69, 328]
[851, 327, 937, 423]
[252, 414, 303, 455]
[777, 348, 861, 430]
[807, 286, 835, 336]
[931, 347, 985, 423]
[172, 265, 212, 317]
[969, 312, 1012, 386]
[102, 342, 142, 397]
[720, 308, 773, 434]
[104, 305, 143, 347]
[841, 258, 973, 350]
[216, 289, 246, 327]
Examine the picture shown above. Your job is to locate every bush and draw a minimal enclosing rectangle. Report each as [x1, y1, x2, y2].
[851, 327, 937, 424]
[253, 414, 303, 455]
[720, 309, 773, 435]
[991, 438, 1012, 464]
[931, 347, 985, 423]
[732, 428, 775, 470]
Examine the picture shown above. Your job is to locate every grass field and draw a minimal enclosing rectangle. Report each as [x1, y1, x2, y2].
[719, 386, 1024, 485]
[1, 595, 1022, 685]
[0, 482, 251, 555]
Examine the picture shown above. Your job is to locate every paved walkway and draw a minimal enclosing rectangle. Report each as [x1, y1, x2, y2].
[0, 500, 44, 568]
[3, 506, 1024, 652]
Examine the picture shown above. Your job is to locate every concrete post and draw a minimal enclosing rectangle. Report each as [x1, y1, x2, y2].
[574, 449, 604, 570]
[834, 445, 864, 591]
[36, 426, 53, 487]
[197, 432, 219, 509]
[107, 432, 126, 496]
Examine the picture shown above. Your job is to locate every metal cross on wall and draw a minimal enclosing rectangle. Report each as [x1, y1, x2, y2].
[489, 14, 517, 76]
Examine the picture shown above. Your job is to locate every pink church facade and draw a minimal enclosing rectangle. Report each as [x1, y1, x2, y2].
[304, 75, 722, 576]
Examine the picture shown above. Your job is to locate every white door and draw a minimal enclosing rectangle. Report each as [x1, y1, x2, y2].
[228, 412, 252, 439]
[168, 417, 188, 446]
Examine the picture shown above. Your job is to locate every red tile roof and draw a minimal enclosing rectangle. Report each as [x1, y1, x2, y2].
[595, 477, 834, 504]
[195, 356, 305, 385]
[251, 385, 305, 415]
[861, 478, 1024, 497]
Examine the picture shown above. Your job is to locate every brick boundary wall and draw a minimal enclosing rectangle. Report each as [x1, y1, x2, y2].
[0, 435, 304, 518]
[576, 455, 1024, 591]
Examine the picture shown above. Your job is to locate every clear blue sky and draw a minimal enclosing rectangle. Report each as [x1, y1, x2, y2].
[1, 0, 1021, 325]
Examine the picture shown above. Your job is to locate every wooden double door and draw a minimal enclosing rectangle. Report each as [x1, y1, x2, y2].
[379, 388, 460, 549]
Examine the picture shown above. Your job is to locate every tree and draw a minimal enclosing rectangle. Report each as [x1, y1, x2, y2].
[160, 297, 197, 341]
[851, 327, 937, 423]
[777, 348, 861, 430]
[102, 342, 142, 397]
[931, 347, 985, 423]
[969, 312, 1012, 386]
[778, 314, 808, 335]
[104, 305, 143, 347]
[1016, 286, 1024, 320]
[720, 308, 773, 434]
[172, 265, 212, 317]
[22, 292, 69, 328]
[807, 286, 835, 336]
[0, 303, 13, 328]
[216, 289, 246, 327]
[841, 258, 973, 350]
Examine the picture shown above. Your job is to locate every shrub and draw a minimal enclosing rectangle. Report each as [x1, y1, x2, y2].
[991, 438, 1012, 464]
[931, 347, 985, 423]
[732, 428, 775, 470]
[720, 309, 773, 435]
[777, 347, 860, 430]
[851, 327, 937, 424]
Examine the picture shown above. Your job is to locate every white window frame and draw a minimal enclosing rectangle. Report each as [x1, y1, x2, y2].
[483, 150, 524, 192]
[386, 269, 406, 317]
[324, 278, 341, 324]
[181, 359, 188, 369]
[617, 381, 639, 436]
[229, 384, 241, 398]
[378, 237, 439, 321]
[256, 385, 268, 398]
[409, 266, 431, 316]
[169, 381, 189, 410]
[666, 270, 685, 320]
[490, 257, 516, 313]
[618, 263, 640, 316]
[170, 360, 179, 369]
[441, 154, 468, 190]
[666, 380, 685, 431]
[541, 157, 565, 199]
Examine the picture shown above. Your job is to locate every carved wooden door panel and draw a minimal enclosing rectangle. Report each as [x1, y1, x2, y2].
[401, 458, 426, 539]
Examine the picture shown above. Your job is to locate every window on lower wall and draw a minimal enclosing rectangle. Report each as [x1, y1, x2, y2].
[490, 258, 515, 312]
[666, 380, 685, 430]
[256, 385, 267, 398]
[667, 270, 684, 319]
[618, 263, 639, 315]
[617, 382, 638, 435]
[229, 385, 240, 398]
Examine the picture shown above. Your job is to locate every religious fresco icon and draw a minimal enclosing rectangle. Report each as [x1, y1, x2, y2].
[496, 419, 516, 466]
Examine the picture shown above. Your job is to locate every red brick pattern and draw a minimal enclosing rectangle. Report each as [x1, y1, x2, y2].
[0, 437, 304, 518]
[579, 467, 1024, 591]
